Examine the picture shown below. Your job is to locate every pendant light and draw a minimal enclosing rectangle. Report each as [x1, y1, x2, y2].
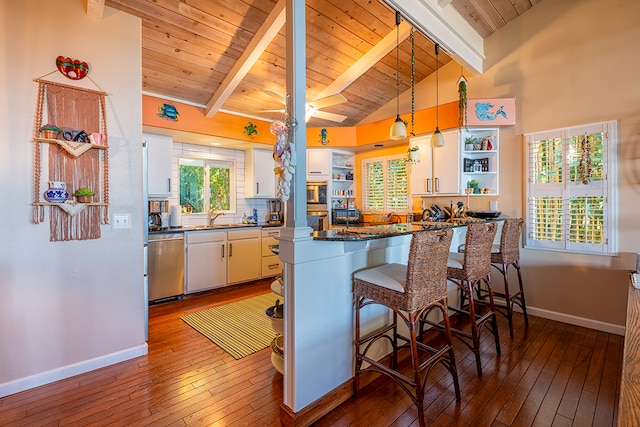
[389, 10, 406, 140]
[430, 43, 445, 147]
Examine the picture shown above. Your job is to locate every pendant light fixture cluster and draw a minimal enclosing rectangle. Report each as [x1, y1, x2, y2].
[389, 10, 406, 140]
[430, 43, 444, 147]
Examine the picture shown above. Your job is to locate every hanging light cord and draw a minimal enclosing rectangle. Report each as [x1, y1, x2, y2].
[435, 44, 440, 127]
[411, 28, 415, 136]
[395, 11, 400, 118]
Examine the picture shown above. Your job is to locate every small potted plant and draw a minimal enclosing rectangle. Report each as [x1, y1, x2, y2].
[467, 179, 480, 194]
[40, 123, 62, 139]
[464, 136, 477, 151]
[73, 187, 95, 203]
[407, 145, 420, 162]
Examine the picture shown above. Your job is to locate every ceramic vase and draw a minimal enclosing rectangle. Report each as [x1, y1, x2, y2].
[44, 181, 68, 203]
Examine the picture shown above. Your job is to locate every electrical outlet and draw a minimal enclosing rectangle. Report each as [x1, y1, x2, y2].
[113, 214, 131, 229]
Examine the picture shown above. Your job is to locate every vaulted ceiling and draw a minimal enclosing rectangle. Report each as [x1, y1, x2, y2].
[102, 0, 540, 129]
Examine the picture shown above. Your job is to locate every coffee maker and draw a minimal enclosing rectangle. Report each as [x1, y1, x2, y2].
[268, 199, 283, 225]
[148, 200, 168, 230]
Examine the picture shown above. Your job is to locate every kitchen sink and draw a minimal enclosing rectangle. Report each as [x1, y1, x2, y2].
[190, 223, 255, 230]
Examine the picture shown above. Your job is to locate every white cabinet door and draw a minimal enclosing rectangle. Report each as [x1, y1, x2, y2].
[307, 149, 330, 180]
[227, 229, 261, 284]
[145, 133, 173, 197]
[432, 130, 460, 195]
[185, 231, 227, 293]
[409, 136, 433, 195]
[245, 148, 276, 198]
[409, 131, 460, 196]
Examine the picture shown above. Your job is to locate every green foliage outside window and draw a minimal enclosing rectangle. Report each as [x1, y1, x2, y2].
[179, 158, 233, 213]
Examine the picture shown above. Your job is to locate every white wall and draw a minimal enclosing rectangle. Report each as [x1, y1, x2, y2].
[0, 1, 145, 396]
[468, 0, 640, 328]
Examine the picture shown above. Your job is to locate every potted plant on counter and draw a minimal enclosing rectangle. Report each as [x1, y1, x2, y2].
[467, 179, 480, 194]
[73, 187, 95, 203]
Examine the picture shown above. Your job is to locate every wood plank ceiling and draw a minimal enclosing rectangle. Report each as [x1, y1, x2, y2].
[103, 0, 539, 129]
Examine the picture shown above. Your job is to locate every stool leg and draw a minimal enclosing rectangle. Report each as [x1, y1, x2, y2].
[484, 275, 501, 356]
[514, 260, 529, 326]
[465, 280, 484, 377]
[500, 262, 515, 338]
[407, 312, 426, 427]
[440, 302, 461, 401]
[354, 295, 363, 397]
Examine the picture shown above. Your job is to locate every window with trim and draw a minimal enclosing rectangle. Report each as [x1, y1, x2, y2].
[362, 155, 409, 213]
[525, 120, 616, 254]
[179, 158, 234, 213]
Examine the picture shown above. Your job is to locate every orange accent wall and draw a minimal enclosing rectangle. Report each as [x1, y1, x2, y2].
[142, 95, 276, 145]
[143, 95, 460, 149]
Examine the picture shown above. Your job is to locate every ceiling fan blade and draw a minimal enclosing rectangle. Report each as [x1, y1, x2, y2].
[256, 109, 285, 113]
[311, 110, 348, 123]
[262, 89, 286, 105]
[308, 93, 347, 110]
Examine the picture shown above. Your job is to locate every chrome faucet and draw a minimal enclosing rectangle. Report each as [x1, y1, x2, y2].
[208, 210, 224, 225]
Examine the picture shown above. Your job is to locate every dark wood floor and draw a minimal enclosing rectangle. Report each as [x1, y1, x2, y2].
[0, 279, 622, 426]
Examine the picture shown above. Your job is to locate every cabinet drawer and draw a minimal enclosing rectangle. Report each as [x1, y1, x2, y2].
[261, 255, 283, 278]
[227, 228, 261, 240]
[185, 230, 226, 244]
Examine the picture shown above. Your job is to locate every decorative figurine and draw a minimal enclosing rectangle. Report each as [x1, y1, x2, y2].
[244, 121, 258, 138]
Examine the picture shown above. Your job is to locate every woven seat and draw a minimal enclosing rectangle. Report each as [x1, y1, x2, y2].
[422, 222, 500, 377]
[353, 229, 460, 427]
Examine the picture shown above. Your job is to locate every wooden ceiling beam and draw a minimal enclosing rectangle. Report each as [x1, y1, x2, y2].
[314, 20, 412, 101]
[86, 0, 105, 19]
[204, 0, 286, 118]
[384, 0, 485, 74]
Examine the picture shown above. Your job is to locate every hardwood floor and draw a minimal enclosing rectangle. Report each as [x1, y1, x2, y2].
[0, 279, 622, 426]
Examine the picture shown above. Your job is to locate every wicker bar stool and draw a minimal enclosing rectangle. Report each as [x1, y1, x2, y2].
[486, 218, 528, 337]
[353, 229, 460, 427]
[422, 222, 500, 377]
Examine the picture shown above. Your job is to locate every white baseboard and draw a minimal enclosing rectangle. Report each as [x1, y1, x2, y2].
[0, 343, 148, 398]
[524, 306, 625, 336]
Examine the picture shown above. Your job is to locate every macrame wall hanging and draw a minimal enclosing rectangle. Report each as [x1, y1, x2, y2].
[32, 78, 110, 241]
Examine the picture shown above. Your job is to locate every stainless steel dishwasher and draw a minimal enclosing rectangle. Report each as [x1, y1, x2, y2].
[148, 232, 184, 302]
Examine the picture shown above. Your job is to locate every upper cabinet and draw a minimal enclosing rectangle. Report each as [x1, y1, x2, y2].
[245, 148, 276, 198]
[145, 133, 173, 198]
[409, 130, 460, 196]
[460, 128, 499, 196]
[307, 149, 331, 180]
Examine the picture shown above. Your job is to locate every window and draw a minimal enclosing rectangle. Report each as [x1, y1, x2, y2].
[362, 155, 409, 213]
[179, 158, 234, 213]
[525, 121, 616, 254]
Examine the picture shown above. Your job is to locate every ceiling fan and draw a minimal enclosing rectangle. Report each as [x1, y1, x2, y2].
[259, 89, 348, 123]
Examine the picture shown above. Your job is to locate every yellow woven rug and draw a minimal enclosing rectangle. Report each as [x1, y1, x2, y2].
[181, 292, 279, 360]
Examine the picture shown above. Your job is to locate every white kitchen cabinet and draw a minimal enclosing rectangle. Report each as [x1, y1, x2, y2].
[261, 227, 282, 278]
[245, 148, 276, 198]
[307, 149, 331, 180]
[460, 128, 499, 195]
[185, 231, 227, 294]
[145, 133, 173, 198]
[227, 228, 261, 284]
[409, 130, 459, 196]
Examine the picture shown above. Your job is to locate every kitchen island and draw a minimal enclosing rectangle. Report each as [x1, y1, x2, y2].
[278, 218, 503, 425]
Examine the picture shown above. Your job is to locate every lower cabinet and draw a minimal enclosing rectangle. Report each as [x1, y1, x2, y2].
[261, 227, 282, 278]
[227, 229, 261, 284]
[185, 227, 278, 293]
[185, 231, 227, 293]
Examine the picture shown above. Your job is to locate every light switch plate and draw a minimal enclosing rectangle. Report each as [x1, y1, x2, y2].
[113, 214, 131, 229]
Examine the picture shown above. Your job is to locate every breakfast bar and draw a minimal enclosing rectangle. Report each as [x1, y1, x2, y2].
[278, 219, 502, 424]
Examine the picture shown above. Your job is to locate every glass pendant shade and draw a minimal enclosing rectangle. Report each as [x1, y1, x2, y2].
[430, 127, 445, 147]
[390, 115, 407, 140]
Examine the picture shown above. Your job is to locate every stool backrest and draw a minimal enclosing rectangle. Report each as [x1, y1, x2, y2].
[497, 218, 524, 264]
[405, 229, 453, 307]
[462, 222, 498, 281]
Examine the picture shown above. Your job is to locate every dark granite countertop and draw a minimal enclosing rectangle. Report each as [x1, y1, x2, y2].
[148, 222, 282, 235]
[312, 218, 496, 241]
